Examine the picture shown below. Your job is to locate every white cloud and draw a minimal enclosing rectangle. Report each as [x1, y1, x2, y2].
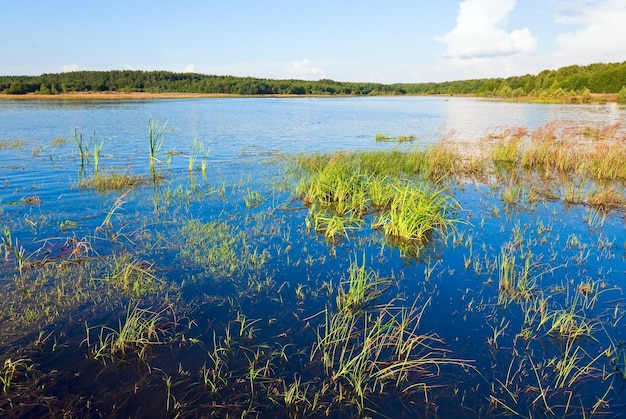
[284, 59, 325, 80]
[62, 63, 81, 72]
[184, 64, 195, 73]
[553, 0, 626, 63]
[437, 0, 537, 59]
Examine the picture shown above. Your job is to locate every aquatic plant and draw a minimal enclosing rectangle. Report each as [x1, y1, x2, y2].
[91, 129, 107, 174]
[178, 219, 269, 279]
[374, 182, 459, 243]
[148, 117, 170, 170]
[78, 171, 150, 191]
[1, 358, 35, 393]
[103, 254, 165, 296]
[84, 303, 181, 364]
[307, 258, 471, 415]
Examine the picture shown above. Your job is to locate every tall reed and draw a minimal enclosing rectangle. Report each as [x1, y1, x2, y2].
[148, 118, 170, 170]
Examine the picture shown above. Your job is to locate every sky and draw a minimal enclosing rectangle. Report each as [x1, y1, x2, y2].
[2, 0, 625, 83]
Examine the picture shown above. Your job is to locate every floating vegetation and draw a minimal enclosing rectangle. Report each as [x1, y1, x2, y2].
[375, 133, 417, 143]
[0, 138, 26, 150]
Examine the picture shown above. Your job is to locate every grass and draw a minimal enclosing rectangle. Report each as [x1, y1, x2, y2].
[0, 138, 26, 150]
[1, 358, 35, 393]
[312, 259, 471, 415]
[103, 254, 165, 296]
[78, 171, 150, 191]
[178, 219, 269, 280]
[374, 181, 459, 243]
[91, 129, 107, 174]
[73, 128, 89, 165]
[375, 133, 417, 143]
[84, 303, 181, 364]
[296, 150, 460, 248]
[148, 117, 170, 170]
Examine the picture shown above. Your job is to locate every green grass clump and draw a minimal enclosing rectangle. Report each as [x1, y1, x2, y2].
[375, 182, 459, 243]
[148, 118, 170, 170]
[296, 150, 460, 249]
[78, 171, 149, 191]
[374, 133, 417, 143]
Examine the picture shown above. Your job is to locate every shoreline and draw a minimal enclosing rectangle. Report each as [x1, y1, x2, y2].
[0, 91, 619, 103]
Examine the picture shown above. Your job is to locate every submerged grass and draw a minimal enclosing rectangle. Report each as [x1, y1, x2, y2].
[84, 303, 182, 364]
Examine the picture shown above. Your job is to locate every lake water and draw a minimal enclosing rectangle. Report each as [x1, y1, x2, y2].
[2, 96, 625, 160]
[1, 96, 626, 417]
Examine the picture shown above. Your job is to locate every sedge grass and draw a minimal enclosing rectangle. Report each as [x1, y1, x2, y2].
[78, 171, 149, 191]
[148, 117, 170, 170]
[91, 129, 107, 174]
[73, 128, 89, 166]
[1, 358, 35, 393]
[374, 182, 459, 243]
[310, 259, 471, 415]
[84, 303, 179, 364]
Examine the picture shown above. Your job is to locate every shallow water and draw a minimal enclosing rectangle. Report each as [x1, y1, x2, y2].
[1, 97, 626, 417]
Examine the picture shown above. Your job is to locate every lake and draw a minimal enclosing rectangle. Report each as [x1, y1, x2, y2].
[1, 96, 625, 417]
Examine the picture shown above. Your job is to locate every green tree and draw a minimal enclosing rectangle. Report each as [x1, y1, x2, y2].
[617, 86, 626, 104]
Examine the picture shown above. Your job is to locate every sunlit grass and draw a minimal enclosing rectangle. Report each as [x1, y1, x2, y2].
[78, 171, 150, 191]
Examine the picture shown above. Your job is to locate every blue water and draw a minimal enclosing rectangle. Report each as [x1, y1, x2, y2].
[1, 97, 626, 417]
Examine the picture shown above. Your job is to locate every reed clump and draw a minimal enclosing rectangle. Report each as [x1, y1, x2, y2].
[296, 150, 460, 248]
[311, 258, 470, 415]
[78, 171, 149, 191]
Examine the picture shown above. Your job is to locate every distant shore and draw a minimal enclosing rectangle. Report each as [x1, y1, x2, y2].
[0, 91, 243, 100]
[0, 91, 619, 103]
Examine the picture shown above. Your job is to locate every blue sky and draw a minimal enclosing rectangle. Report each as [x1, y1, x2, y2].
[2, 0, 625, 83]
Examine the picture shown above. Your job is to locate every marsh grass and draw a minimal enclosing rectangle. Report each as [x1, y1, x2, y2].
[73, 129, 89, 166]
[312, 261, 470, 415]
[296, 150, 460, 249]
[148, 118, 170, 170]
[0, 138, 26, 150]
[84, 303, 181, 364]
[374, 182, 459, 243]
[78, 171, 150, 191]
[1, 358, 35, 393]
[375, 133, 417, 143]
[104, 254, 165, 297]
[179, 219, 269, 280]
[91, 130, 107, 174]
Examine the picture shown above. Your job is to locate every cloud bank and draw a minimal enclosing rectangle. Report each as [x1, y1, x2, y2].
[437, 0, 537, 59]
[284, 59, 325, 80]
[554, 0, 626, 64]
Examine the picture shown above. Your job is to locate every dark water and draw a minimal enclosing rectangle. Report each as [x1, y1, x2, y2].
[1, 97, 626, 417]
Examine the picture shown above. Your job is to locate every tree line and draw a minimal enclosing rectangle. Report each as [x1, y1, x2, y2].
[1, 61, 625, 101]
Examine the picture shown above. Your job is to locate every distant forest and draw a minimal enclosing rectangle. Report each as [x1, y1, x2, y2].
[2, 61, 626, 101]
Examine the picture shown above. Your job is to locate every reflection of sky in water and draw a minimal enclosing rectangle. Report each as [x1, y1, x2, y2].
[1, 97, 625, 162]
[440, 97, 626, 141]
